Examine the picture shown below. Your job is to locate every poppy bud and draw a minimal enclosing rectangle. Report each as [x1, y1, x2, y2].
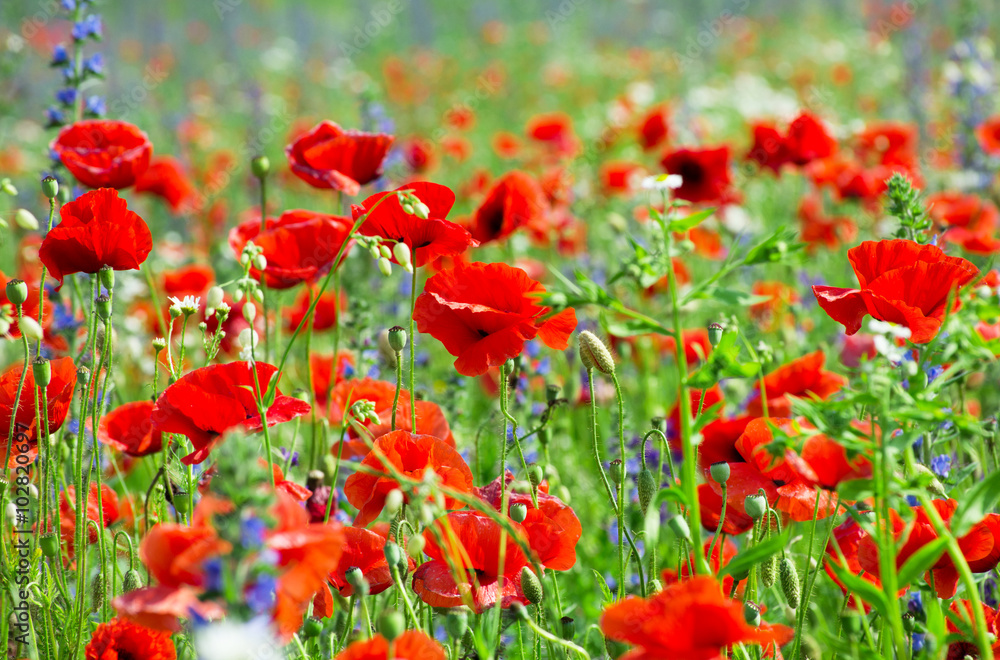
[95, 294, 112, 322]
[5, 279, 28, 306]
[393, 242, 413, 273]
[302, 617, 323, 639]
[511, 602, 531, 622]
[527, 464, 544, 487]
[510, 503, 528, 523]
[41, 176, 59, 199]
[560, 616, 575, 640]
[520, 567, 544, 604]
[122, 568, 142, 593]
[173, 492, 191, 516]
[346, 567, 370, 597]
[708, 322, 724, 347]
[91, 574, 106, 612]
[40, 533, 59, 558]
[387, 326, 407, 352]
[743, 601, 761, 627]
[638, 469, 656, 515]
[32, 357, 51, 387]
[14, 209, 39, 230]
[99, 264, 114, 291]
[251, 155, 270, 179]
[20, 316, 44, 343]
[378, 257, 393, 277]
[384, 541, 404, 569]
[667, 515, 691, 543]
[546, 383, 560, 402]
[779, 557, 800, 608]
[253, 254, 267, 271]
[759, 553, 777, 588]
[651, 416, 665, 432]
[407, 534, 426, 558]
[744, 494, 767, 520]
[445, 609, 469, 640]
[578, 331, 615, 375]
[710, 461, 730, 484]
[378, 610, 405, 642]
[0, 178, 15, 196]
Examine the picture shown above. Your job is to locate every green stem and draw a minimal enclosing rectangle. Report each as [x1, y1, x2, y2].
[408, 266, 418, 431]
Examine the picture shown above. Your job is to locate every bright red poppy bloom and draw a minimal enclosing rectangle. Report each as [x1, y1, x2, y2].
[328, 525, 414, 597]
[747, 121, 790, 173]
[85, 618, 176, 660]
[414, 262, 577, 377]
[660, 146, 734, 205]
[784, 112, 838, 165]
[51, 120, 152, 189]
[134, 156, 198, 213]
[946, 600, 1000, 659]
[928, 191, 1000, 255]
[411, 510, 531, 612]
[975, 115, 1000, 156]
[825, 518, 904, 613]
[469, 171, 549, 244]
[58, 483, 120, 560]
[798, 193, 857, 251]
[600, 575, 793, 660]
[335, 631, 446, 660]
[38, 188, 152, 286]
[477, 473, 582, 570]
[285, 287, 346, 332]
[286, 120, 394, 195]
[638, 104, 670, 151]
[353, 182, 478, 268]
[98, 400, 164, 457]
[745, 350, 846, 417]
[813, 239, 979, 344]
[150, 361, 311, 465]
[402, 136, 436, 173]
[228, 210, 355, 289]
[600, 161, 645, 195]
[344, 430, 473, 527]
[0, 356, 76, 466]
[526, 112, 579, 157]
[307, 351, 354, 414]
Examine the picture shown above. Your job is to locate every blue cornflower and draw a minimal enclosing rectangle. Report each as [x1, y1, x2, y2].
[202, 558, 223, 592]
[908, 590, 923, 615]
[45, 107, 65, 127]
[911, 633, 925, 653]
[246, 574, 277, 614]
[926, 364, 944, 384]
[240, 516, 268, 550]
[930, 454, 952, 478]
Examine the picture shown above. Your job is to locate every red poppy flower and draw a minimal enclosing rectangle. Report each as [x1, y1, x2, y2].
[947, 600, 1000, 659]
[600, 161, 645, 195]
[492, 132, 522, 159]
[798, 193, 857, 251]
[747, 121, 790, 173]
[99, 401, 164, 457]
[335, 631, 446, 660]
[469, 171, 549, 245]
[526, 112, 579, 157]
[402, 136, 435, 173]
[928, 192, 1000, 255]
[38, 188, 152, 286]
[150, 361, 312, 465]
[660, 146, 734, 205]
[600, 575, 793, 660]
[662, 538, 741, 596]
[749, 281, 800, 330]
[855, 122, 918, 168]
[975, 115, 1000, 156]
[0, 356, 76, 466]
[745, 351, 846, 417]
[51, 120, 152, 189]
[134, 156, 198, 213]
[353, 182, 478, 268]
[414, 262, 577, 377]
[285, 120, 394, 195]
[228, 210, 355, 289]
[263, 460, 312, 501]
[412, 510, 530, 612]
[286, 287, 346, 333]
[328, 525, 414, 597]
[784, 112, 837, 165]
[825, 518, 903, 612]
[344, 430, 473, 527]
[638, 104, 670, 150]
[813, 239, 979, 343]
[477, 473, 582, 570]
[85, 618, 176, 660]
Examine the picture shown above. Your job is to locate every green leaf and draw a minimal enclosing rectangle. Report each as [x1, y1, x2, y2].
[686, 287, 774, 307]
[836, 479, 874, 502]
[669, 207, 715, 233]
[601, 312, 669, 339]
[592, 570, 613, 606]
[952, 469, 1000, 537]
[742, 228, 805, 266]
[826, 561, 890, 619]
[897, 537, 947, 588]
[718, 532, 788, 578]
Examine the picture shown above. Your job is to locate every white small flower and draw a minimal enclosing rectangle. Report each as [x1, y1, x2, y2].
[640, 174, 683, 191]
[168, 295, 201, 316]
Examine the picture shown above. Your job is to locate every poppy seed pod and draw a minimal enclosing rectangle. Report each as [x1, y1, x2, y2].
[743, 601, 761, 627]
[521, 566, 544, 604]
[39, 533, 59, 558]
[710, 461, 731, 484]
[779, 557, 801, 608]
[99, 264, 114, 291]
[302, 618, 323, 639]
[378, 611, 405, 642]
[708, 322, 725, 347]
[546, 383, 561, 402]
[251, 155, 270, 179]
[560, 616, 575, 640]
[387, 326, 407, 352]
[510, 503, 528, 523]
[5, 279, 28, 307]
[95, 294, 112, 322]
[578, 330, 615, 374]
[345, 567, 370, 597]
[744, 494, 768, 520]
[383, 541, 404, 569]
[32, 357, 51, 387]
[41, 176, 59, 199]
[609, 460, 624, 486]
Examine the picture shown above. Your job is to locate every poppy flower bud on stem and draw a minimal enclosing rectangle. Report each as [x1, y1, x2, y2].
[407, 534, 425, 558]
[39, 533, 59, 558]
[446, 609, 468, 640]
[387, 326, 407, 352]
[122, 569, 142, 593]
[385, 488, 404, 514]
[521, 567, 544, 604]
[638, 469, 656, 514]
[578, 331, 615, 375]
[378, 257, 393, 277]
[251, 155, 270, 179]
[41, 176, 58, 199]
[667, 514, 691, 543]
[393, 242, 413, 273]
[378, 611, 405, 642]
[5, 279, 28, 307]
[779, 557, 801, 608]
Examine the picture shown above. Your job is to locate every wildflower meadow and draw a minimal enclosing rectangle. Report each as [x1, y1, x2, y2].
[2, 1, 1000, 658]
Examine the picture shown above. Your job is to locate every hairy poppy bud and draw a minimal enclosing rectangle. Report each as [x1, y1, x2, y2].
[759, 553, 777, 588]
[99, 264, 114, 291]
[744, 494, 767, 520]
[708, 322, 724, 347]
[521, 567, 544, 604]
[510, 503, 528, 523]
[302, 617, 322, 639]
[251, 155, 270, 179]
[40, 533, 59, 558]
[32, 357, 51, 387]
[560, 616, 575, 640]
[20, 315, 43, 343]
[378, 610, 405, 642]
[345, 567, 370, 597]
[122, 568, 142, 593]
[95, 294, 112, 322]
[710, 461, 730, 484]
[378, 257, 392, 277]
[14, 209, 38, 230]
[387, 326, 407, 352]
[527, 464, 544, 487]
[384, 541, 404, 569]
[638, 469, 656, 515]
[407, 534, 425, 558]
[578, 331, 615, 374]
[667, 515, 691, 543]
[743, 601, 761, 627]
[445, 609, 468, 640]
[5, 279, 28, 307]
[779, 557, 800, 608]
[91, 574, 106, 612]
[41, 176, 59, 199]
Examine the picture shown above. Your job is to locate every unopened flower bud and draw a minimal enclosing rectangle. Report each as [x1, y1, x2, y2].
[91, 574, 106, 612]
[388, 326, 407, 352]
[779, 557, 801, 608]
[122, 568, 143, 593]
[578, 331, 615, 374]
[520, 566, 544, 604]
[407, 534, 426, 558]
[710, 461, 730, 484]
[243, 303, 257, 324]
[379, 244, 392, 260]
[40, 533, 59, 558]
[252, 254, 267, 271]
[446, 609, 468, 640]
[393, 242, 413, 273]
[413, 201, 430, 219]
[527, 464, 544, 487]
[302, 617, 323, 639]
[510, 503, 528, 523]
[251, 155, 270, 179]
[638, 469, 656, 515]
[378, 257, 393, 277]
[41, 176, 59, 199]
[0, 178, 17, 196]
[5, 279, 28, 306]
[206, 286, 224, 312]
[378, 610, 405, 642]
[14, 209, 38, 230]
[19, 315, 43, 342]
[234, 288, 245, 303]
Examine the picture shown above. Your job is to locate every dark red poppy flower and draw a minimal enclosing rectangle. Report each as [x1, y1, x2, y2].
[798, 193, 857, 251]
[660, 146, 734, 205]
[328, 525, 414, 597]
[99, 401, 164, 457]
[976, 115, 1000, 156]
[285, 120, 394, 195]
[784, 112, 838, 165]
[344, 430, 473, 527]
[134, 156, 198, 213]
[335, 631, 446, 660]
[638, 104, 670, 150]
[85, 618, 176, 660]
[469, 171, 549, 244]
[745, 350, 846, 417]
[825, 518, 903, 613]
[600, 575, 793, 660]
[414, 262, 577, 377]
[353, 182, 478, 267]
[412, 510, 530, 612]
[150, 361, 311, 465]
[526, 112, 579, 157]
[0, 356, 76, 466]
[813, 239, 979, 343]
[51, 120, 152, 189]
[229, 210, 355, 289]
[946, 600, 1000, 659]
[402, 136, 435, 173]
[38, 188, 152, 286]
[477, 473, 582, 570]
[746, 121, 790, 173]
